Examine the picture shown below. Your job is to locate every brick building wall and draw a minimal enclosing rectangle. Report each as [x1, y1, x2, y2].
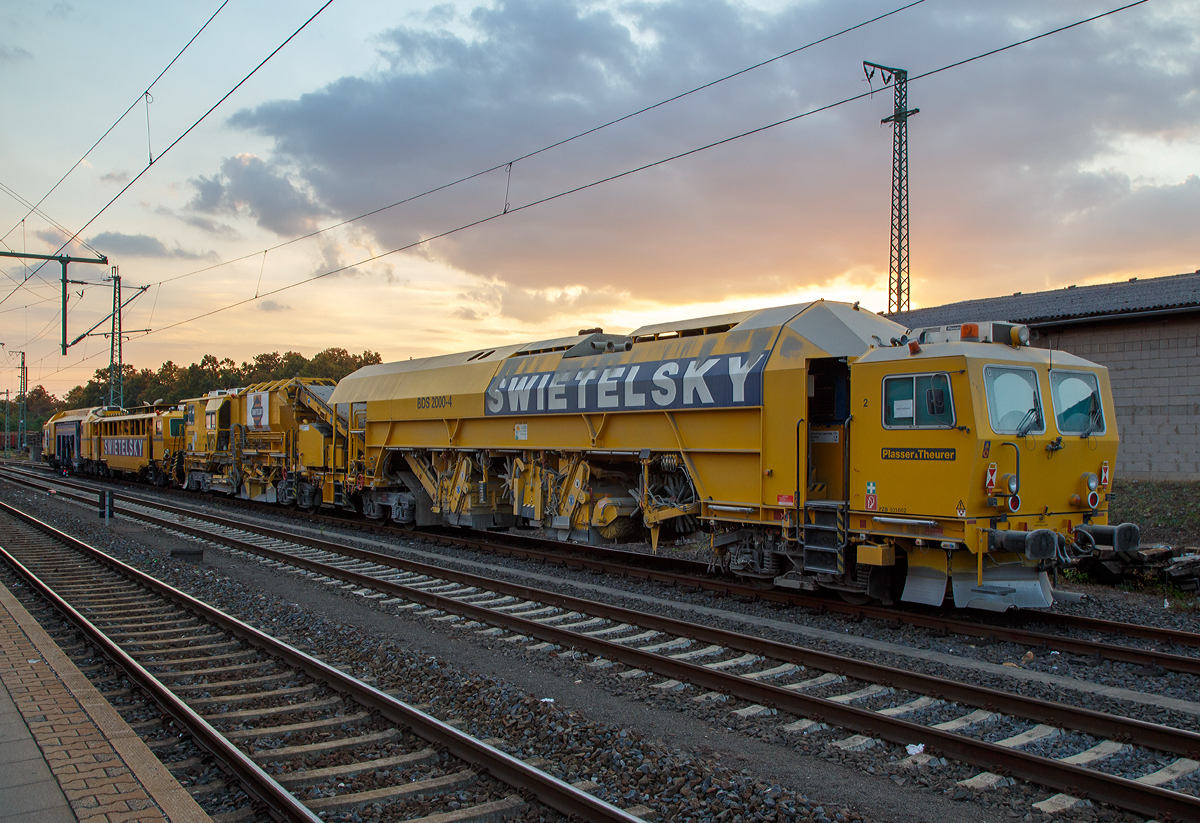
[1032, 313, 1200, 481]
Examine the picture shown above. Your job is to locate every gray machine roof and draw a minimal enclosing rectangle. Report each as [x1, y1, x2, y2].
[891, 269, 1200, 328]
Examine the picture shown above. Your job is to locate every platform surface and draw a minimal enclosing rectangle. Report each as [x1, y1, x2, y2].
[0, 674, 74, 823]
[0, 579, 210, 823]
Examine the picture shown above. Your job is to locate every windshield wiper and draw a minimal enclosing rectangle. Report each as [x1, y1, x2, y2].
[1079, 393, 1102, 438]
[1015, 406, 1040, 437]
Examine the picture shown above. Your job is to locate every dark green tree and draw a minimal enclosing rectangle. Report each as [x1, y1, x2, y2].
[62, 348, 384, 407]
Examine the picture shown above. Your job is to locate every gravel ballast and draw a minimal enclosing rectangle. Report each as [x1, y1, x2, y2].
[5, 476, 1195, 822]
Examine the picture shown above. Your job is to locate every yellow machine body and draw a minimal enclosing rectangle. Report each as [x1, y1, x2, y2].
[328, 300, 1129, 610]
[42, 407, 96, 471]
[41, 301, 1130, 612]
[175, 378, 362, 508]
[44, 405, 179, 485]
[846, 338, 1120, 609]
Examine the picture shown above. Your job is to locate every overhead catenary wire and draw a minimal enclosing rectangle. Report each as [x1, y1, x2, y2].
[19, 287, 152, 378]
[0, 189, 101, 296]
[0, 179, 105, 260]
[18, 0, 1152, 387]
[0, 295, 60, 317]
[126, 0, 1151, 345]
[0, 0, 334, 311]
[147, 0, 930, 289]
[0, 0, 231, 248]
[0, 280, 100, 315]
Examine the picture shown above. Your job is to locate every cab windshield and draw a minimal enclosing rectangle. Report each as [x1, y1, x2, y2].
[1050, 370, 1105, 436]
[984, 365, 1045, 435]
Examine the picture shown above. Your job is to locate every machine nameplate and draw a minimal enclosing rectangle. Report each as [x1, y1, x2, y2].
[485, 354, 767, 416]
[102, 438, 144, 458]
[810, 430, 839, 443]
[881, 447, 956, 461]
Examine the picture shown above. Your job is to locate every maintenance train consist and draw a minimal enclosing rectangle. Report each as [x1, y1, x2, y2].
[42, 300, 1138, 611]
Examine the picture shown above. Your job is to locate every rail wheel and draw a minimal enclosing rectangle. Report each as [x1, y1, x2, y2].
[838, 590, 872, 605]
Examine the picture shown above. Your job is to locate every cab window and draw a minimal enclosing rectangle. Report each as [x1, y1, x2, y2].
[883, 373, 954, 428]
[1050, 370, 1105, 436]
[984, 365, 1045, 435]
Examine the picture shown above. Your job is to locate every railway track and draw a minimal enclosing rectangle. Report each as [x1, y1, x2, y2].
[5, 469, 1200, 819]
[7, 464, 1200, 673]
[0, 499, 642, 823]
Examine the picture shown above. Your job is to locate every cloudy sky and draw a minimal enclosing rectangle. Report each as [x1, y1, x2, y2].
[1, 0, 1197, 397]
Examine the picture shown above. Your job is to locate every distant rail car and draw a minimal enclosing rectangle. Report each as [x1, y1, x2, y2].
[43, 406, 94, 472]
[173, 377, 352, 507]
[42, 300, 1139, 611]
[43, 404, 182, 484]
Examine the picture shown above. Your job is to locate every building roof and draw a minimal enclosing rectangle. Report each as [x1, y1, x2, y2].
[891, 270, 1200, 329]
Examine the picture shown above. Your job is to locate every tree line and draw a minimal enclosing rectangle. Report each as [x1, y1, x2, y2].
[3, 347, 382, 438]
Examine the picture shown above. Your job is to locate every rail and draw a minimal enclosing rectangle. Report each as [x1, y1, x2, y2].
[0, 499, 643, 823]
[5, 478, 1200, 819]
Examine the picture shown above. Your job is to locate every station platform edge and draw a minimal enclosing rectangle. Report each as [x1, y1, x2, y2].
[0, 579, 209, 823]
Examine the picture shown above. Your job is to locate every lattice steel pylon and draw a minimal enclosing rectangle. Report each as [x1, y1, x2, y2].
[17, 351, 26, 450]
[108, 266, 123, 408]
[864, 62, 919, 314]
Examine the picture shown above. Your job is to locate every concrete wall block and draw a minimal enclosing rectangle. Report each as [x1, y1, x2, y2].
[1149, 460, 1191, 475]
[1022, 316, 1200, 479]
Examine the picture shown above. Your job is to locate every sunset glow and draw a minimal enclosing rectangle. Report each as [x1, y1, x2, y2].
[2, 0, 1196, 397]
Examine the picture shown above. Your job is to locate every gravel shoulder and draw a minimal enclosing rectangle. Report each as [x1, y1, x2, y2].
[5, 477, 1179, 822]
[0, 481, 1023, 823]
